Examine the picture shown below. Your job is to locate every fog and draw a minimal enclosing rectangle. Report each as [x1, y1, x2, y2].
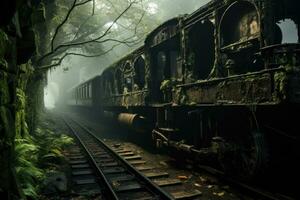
[44, 0, 212, 108]
[43, 0, 298, 109]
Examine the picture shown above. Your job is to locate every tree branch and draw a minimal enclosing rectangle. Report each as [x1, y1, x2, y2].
[50, 0, 93, 51]
[37, 30, 144, 71]
[92, 0, 95, 15]
[39, 1, 136, 64]
[37, 43, 122, 71]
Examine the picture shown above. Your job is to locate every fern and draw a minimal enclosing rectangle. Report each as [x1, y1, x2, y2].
[15, 125, 74, 199]
[15, 138, 43, 200]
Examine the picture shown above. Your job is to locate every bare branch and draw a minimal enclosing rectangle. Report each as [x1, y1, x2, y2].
[51, 0, 93, 51]
[39, 1, 136, 64]
[71, 0, 101, 41]
[92, 0, 95, 15]
[37, 31, 145, 71]
[37, 43, 121, 71]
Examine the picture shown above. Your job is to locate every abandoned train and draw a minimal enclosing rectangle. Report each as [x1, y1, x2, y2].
[67, 0, 300, 179]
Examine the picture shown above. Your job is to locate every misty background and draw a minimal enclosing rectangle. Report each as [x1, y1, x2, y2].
[44, 0, 298, 109]
[44, 0, 212, 108]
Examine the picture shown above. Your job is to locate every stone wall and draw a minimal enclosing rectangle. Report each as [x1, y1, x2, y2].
[0, 1, 45, 199]
[0, 27, 24, 200]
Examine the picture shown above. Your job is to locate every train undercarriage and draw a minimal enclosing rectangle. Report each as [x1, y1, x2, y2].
[95, 103, 299, 181]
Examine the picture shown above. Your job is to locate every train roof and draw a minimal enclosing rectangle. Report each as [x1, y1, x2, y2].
[183, 0, 220, 27]
[144, 17, 183, 47]
[109, 46, 144, 66]
[100, 45, 145, 74]
[71, 75, 101, 90]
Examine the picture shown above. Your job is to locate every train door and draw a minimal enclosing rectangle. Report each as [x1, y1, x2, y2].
[150, 35, 181, 102]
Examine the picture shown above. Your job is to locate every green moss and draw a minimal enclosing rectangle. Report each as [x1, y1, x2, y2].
[0, 29, 9, 57]
[0, 58, 8, 70]
[0, 69, 10, 105]
[274, 72, 288, 100]
[160, 79, 172, 90]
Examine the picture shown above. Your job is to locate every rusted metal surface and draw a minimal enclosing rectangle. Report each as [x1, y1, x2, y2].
[180, 73, 274, 105]
[66, 0, 300, 182]
[67, 0, 300, 108]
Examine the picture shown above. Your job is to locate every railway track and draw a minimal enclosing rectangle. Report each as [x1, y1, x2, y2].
[63, 116, 202, 200]
[63, 115, 295, 200]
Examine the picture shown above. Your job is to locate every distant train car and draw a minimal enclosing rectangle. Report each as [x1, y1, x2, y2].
[100, 46, 148, 109]
[67, 76, 102, 112]
[67, 0, 300, 179]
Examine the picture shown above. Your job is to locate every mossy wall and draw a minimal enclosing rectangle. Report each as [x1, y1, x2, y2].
[0, 1, 46, 199]
[0, 27, 23, 200]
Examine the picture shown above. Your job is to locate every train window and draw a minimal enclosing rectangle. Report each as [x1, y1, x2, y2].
[276, 19, 299, 44]
[125, 76, 132, 91]
[134, 55, 146, 89]
[170, 51, 180, 79]
[123, 62, 133, 92]
[188, 19, 215, 80]
[157, 51, 167, 82]
[83, 86, 85, 99]
[83, 87, 85, 98]
[220, 1, 260, 47]
[89, 84, 92, 98]
[104, 72, 114, 95]
[83, 87, 85, 99]
[124, 62, 131, 71]
[115, 68, 123, 94]
[86, 85, 88, 98]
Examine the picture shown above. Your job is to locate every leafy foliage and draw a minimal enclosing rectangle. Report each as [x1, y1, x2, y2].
[15, 138, 43, 199]
[14, 128, 73, 199]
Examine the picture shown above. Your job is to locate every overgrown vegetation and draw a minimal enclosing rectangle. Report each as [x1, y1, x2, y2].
[15, 121, 73, 199]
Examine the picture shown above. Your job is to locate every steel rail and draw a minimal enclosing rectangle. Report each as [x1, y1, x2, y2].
[65, 116, 174, 200]
[63, 117, 119, 200]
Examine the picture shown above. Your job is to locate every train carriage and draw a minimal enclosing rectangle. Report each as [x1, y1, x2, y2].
[67, 0, 300, 179]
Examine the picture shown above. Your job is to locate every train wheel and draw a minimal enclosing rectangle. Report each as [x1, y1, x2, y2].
[218, 130, 268, 181]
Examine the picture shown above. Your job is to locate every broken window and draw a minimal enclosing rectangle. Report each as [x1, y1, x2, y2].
[220, 1, 260, 47]
[157, 51, 167, 82]
[276, 19, 299, 44]
[187, 19, 215, 80]
[219, 1, 262, 74]
[123, 62, 133, 92]
[153, 36, 181, 81]
[133, 55, 146, 89]
[170, 51, 181, 79]
[114, 68, 123, 94]
[148, 22, 181, 102]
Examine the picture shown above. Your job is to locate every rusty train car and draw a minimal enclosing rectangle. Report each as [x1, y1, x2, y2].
[67, 0, 300, 178]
